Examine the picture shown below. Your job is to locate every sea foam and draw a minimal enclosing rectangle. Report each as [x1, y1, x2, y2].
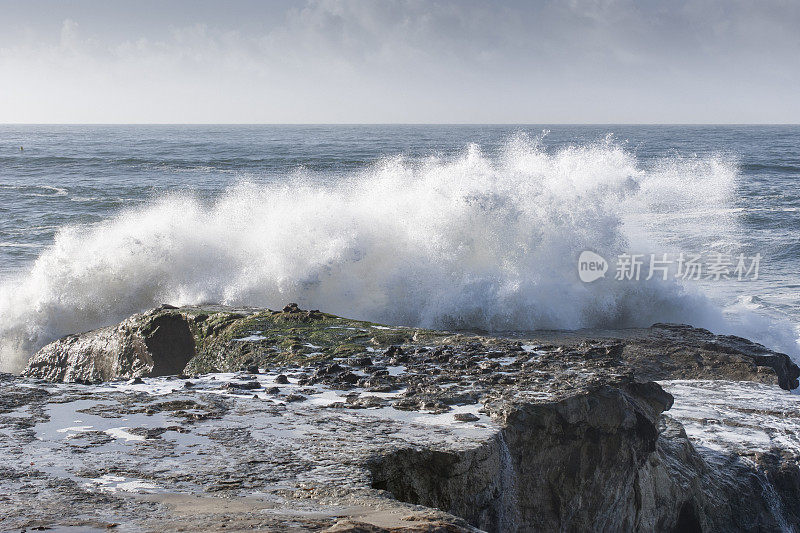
[0, 134, 795, 372]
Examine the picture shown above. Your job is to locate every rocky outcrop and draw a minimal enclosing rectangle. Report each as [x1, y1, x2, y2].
[22, 305, 196, 382]
[369, 379, 800, 532]
[9, 305, 800, 532]
[622, 323, 800, 390]
[370, 381, 674, 532]
[22, 306, 799, 393]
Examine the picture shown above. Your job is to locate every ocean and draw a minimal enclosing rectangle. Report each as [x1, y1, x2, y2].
[0, 124, 798, 372]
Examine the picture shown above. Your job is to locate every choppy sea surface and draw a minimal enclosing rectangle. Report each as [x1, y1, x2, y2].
[0, 125, 798, 371]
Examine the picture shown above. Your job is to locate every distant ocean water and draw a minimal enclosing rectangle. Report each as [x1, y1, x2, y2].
[0, 124, 798, 372]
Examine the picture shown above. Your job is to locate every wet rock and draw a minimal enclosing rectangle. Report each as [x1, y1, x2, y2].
[283, 303, 301, 313]
[441, 392, 479, 406]
[23, 310, 196, 382]
[9, 305, 800, 532]
[337, 372, 361, 385]
[626, 323, 800, 390]
[24, 305, 800, 394]
[226, 380, 261, 391]
[345, 395, 388, 409]
[350, 356, 373, 368]
[283, 394, 307, 403]
[317, 363, 344, 376]
[365, 382, 396, 393]
[384, 346, 404, 357]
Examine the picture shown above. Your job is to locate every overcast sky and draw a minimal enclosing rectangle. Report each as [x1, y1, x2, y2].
[1, 0, 798, 124]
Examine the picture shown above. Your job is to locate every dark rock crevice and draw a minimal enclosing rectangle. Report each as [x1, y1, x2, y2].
[141, 313, 196, 376]
[673, 500, 702, 533]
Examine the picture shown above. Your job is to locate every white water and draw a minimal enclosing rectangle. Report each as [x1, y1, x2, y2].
[1, 134, 797, 372]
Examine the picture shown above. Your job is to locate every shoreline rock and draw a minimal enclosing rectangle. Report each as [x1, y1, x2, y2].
[22, 306, 196, 383]
[6, 304, 800, 531]
[22, 304, 800, 392]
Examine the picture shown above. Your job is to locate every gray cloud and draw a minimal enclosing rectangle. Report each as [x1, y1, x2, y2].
[1, 0, 798, 123]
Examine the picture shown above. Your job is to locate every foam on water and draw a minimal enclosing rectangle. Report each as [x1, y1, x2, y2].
[0, 134, 797, 371]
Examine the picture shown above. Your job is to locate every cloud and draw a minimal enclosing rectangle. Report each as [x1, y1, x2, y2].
[0, 0, 798, 123]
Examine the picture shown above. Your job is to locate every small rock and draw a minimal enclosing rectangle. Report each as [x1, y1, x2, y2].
[366, 383, 396, 393]
[384, 345, 404, 357]
[284, 394, 306, 403]
[337, 372, 361, 384]
[350, 356, 373, 368]
[346, 396, 387, 409]
[317, 363, 344, 375]
[274, 374, 289, 384]
[453, 413, 480, 422]
[226, 380, 261, 390]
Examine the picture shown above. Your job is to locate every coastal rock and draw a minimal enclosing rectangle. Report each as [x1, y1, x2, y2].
[22, 305, 800, 393]
[5, 367, 798, 532]
[22, 308, 195, 382]
[370, 381, 673, 532]
[623, 323, 800, 390]
[9, 305, 800, 531]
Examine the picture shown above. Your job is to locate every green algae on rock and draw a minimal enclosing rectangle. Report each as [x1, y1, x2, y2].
[22, 304, 800, 393]
[22, 303, 444, 382]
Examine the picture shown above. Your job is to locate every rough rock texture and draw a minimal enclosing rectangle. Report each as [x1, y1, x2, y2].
[9, 305, 800, 532]
[656, 379, 800, 532]
[0, 371, 485, 532]
[623, 323, 800, 390]
[23, 305, 196, 383]
[370, 381, 674, 532]
[23, 306, 799, 392]
[369, 379, 800, 532]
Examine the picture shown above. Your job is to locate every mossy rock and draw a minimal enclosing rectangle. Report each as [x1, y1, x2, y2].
[332, 343, 365, 358]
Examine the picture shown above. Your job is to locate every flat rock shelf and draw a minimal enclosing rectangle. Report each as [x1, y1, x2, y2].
[3, 304, 799, 532]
